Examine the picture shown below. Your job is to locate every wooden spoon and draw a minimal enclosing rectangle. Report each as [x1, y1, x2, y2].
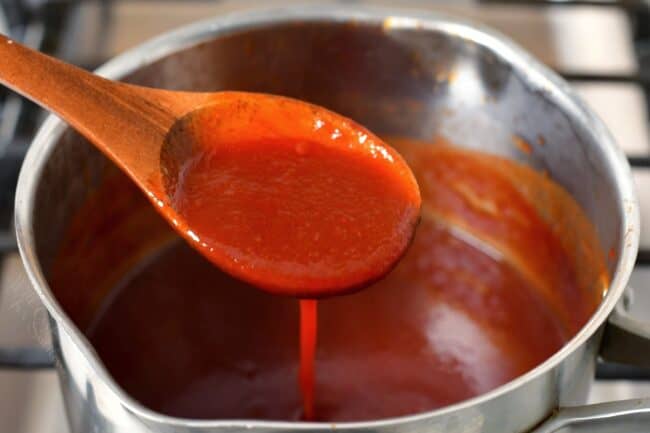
[0, 34, 421, 297]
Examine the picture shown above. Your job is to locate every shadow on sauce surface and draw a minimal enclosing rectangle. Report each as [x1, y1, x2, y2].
[50, 138, 608, 422]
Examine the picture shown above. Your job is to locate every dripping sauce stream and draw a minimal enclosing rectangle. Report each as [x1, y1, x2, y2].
[299, 299, 318, 421]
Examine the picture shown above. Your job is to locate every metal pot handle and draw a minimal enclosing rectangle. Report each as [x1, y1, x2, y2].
[533, 286, 650, 432]
[599, 286, 650, 367]
[532, 398, 650, 432]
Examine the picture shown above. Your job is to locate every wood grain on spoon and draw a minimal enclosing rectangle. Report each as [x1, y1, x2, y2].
[0, 34, 421, 297]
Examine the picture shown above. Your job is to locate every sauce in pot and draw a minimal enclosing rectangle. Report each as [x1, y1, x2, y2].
[50, 137, 608, 422]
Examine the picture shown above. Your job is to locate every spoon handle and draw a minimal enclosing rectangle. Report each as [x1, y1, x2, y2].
[0, 33, 173, 182]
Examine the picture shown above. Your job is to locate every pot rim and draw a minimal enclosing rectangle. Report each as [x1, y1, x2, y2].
[14, 4, 640, 429]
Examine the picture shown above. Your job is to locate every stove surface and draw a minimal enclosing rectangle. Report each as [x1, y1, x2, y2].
[0, 1, 649, 432]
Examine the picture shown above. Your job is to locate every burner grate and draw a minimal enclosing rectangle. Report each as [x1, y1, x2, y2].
[0, 0, 106, 246]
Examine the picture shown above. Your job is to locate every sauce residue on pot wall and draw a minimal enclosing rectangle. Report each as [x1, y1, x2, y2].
[49, 137, 608, 422]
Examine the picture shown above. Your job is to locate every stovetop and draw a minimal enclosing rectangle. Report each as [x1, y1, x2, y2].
[0, 1, 649, 432]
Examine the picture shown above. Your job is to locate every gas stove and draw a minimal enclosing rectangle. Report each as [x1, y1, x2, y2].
[0, 1, 649, 432]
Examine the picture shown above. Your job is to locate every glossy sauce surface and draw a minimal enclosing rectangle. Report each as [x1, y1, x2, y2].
[52, 138, 608, 422]
[162, 99, 420, 297]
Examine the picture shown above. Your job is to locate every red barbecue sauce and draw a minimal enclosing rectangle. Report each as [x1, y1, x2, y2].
[160, 100, 421, 297]
[50, 138, 609, 422]
[159, 103, 420, 419]
[299, 300, 317, 420]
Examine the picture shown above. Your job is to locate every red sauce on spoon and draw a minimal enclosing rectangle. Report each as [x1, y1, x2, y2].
[161, 98, 421, 297]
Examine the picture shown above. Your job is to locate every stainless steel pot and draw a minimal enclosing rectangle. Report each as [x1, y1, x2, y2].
[12, 5, 650, 433]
